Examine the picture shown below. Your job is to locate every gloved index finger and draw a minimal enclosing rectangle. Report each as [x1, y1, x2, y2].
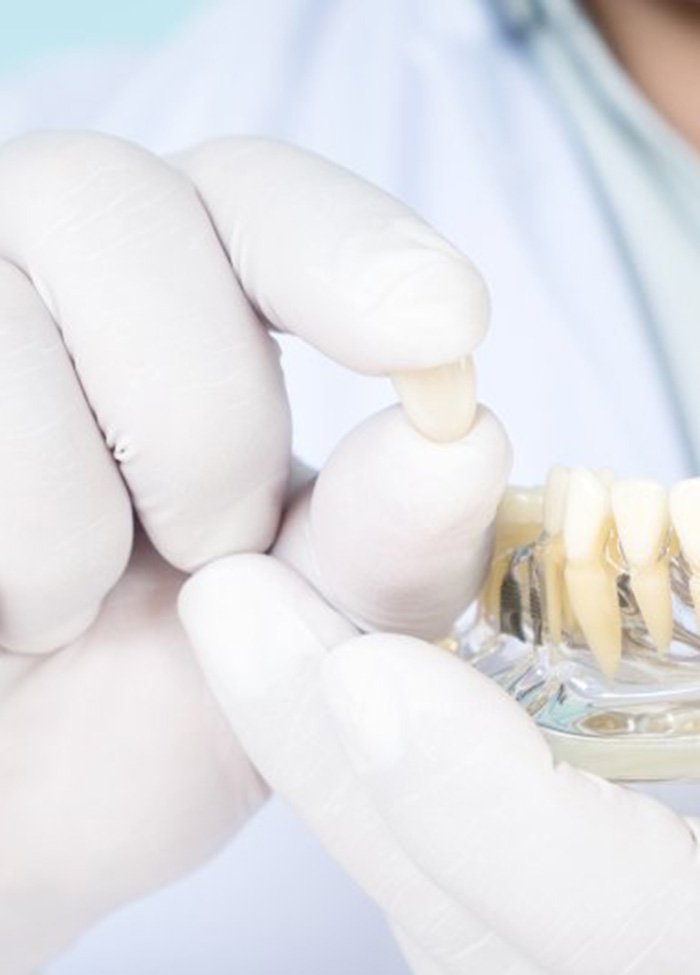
[0, 132, 291, 572]
[176, 138, 489, 442]
[178, 554, 534, 975]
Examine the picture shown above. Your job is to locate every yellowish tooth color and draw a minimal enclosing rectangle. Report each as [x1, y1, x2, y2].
[392, 356, 476, 443]
[629, 567, 673, 654]
[564, 563, 622, 679]
[563, 469, 622, 679]
[483, 486, 543, 618]
[543, 467, 570, 644]
[543, 539, 565, 643]
[611, 479, 672, 655]
[562, 581, 578, 636]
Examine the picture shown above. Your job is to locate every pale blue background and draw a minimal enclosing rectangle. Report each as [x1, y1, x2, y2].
[0, 0, 204, 76]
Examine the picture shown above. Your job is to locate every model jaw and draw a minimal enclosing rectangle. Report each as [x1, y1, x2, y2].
[476, 468, 700, 679]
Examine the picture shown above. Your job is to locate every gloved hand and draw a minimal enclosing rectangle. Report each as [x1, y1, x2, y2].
[0, 132, 508, 971]
[181, 560, 700, 975]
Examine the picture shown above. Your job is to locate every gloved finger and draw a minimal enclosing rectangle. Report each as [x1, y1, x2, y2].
[178, 555, 538, 975]
[0, 132, 290, 571]
[390, 927, 540, 975]
[177, 137, 490, 441]
[0, 260, 131, 652]
[392, 925, 448, 975]
[275, 404, 511, 639]
[323, 636, 700, 975]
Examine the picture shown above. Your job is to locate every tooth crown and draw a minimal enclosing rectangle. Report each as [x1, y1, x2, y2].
[496, 486, 544, 530]
[543, 466, 569, 536]
[610, 478, 672, 656]
[563, 468, 613, 564]
[670, 479, 700, 568]
[391, 356, 476, 443]
[483, 486, 543, 618]
[611, 479, 668, 567]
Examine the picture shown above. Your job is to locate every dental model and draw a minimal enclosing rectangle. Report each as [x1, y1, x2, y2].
[481, 467, 693, 680]
[459, 468, 700, 781]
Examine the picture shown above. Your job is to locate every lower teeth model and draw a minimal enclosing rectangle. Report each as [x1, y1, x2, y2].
[480, 467, 700, 680]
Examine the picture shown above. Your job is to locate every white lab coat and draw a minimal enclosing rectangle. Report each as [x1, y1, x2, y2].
[1, 1, 693, 972]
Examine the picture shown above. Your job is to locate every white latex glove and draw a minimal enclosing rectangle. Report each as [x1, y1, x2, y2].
[181, 555, 700, 975]
[0, 133, 507, 971]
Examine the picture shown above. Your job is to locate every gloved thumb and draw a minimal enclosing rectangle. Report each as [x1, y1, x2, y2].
[274, 403, 511, 640]
[178, 555, 538, 975]
[322, 635, 700, 974]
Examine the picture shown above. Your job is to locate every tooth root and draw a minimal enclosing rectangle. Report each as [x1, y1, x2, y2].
[670, 478, 700, 630]
[543, 538, 565, 643]
[668, 530, 681, 560]
[629, 565, 673, 654]
[392, 356, 476, 442]
[483, 552, 511, 619]
[562, 580, 578, 636]
[564, 563, 622, 678]
[611, 479, 671, 654]
[563, 469, 622, 678]
[543, 467, 570, 644]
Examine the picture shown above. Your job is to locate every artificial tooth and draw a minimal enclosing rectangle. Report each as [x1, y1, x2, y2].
[392, 356, 476, 443]
[563, 468, 622, 679]
[611, 479, 672, 654]
[542, 466, 569, 643]
[670, 478, 700, 628]
[496, 485, 544, 546]
[483, 486, 543, 618]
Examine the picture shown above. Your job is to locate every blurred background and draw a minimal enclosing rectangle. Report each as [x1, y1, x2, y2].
[0, 0, 203, 77]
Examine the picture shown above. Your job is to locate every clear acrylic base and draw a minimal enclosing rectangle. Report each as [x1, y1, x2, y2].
[454, 544, 700, 782]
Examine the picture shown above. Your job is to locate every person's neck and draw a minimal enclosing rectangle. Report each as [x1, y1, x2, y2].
[584, 0, 700, 153]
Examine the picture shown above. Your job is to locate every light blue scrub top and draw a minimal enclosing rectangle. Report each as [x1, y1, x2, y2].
[500, 0, 700, 468]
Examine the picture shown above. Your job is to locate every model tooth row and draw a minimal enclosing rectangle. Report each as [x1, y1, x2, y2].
[485, 468, 700, 680]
